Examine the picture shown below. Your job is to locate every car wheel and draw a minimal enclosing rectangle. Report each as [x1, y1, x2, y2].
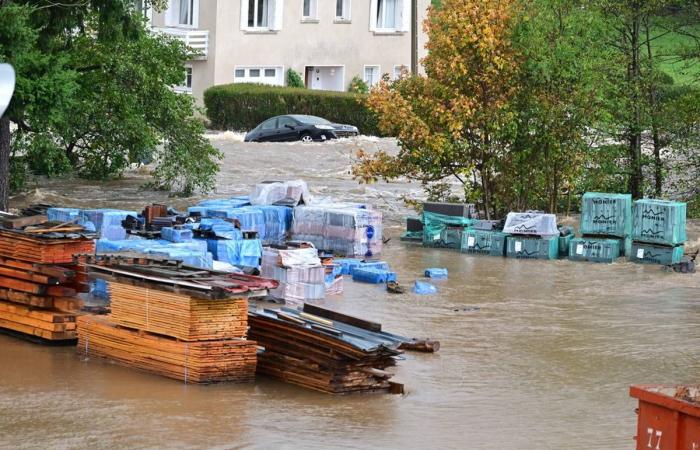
[300, 133, 313, 143]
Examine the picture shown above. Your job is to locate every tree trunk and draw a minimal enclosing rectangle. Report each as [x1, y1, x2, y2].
[628, 12, 644, 199]
[645, 21, 663, 197]
[0, 117, 10, 212]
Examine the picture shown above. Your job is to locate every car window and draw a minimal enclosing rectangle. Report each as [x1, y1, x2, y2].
[278, 117, 297, 128]
[261, 118, 277, 130]
[291, 115, 331, 125]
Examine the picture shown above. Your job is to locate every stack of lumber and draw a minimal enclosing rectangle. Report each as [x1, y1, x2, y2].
[77, 315, 257, 383]
[248, 306, 407, 394]
[109, 281, 248, 341]
[78, 255, 278, 383]
[0, 223, 95, 342]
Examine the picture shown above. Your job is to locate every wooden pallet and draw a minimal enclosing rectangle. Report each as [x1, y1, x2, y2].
[0, 300, 78, 341]
[76, 315, 257, 384]
[109, 281, 248, 341]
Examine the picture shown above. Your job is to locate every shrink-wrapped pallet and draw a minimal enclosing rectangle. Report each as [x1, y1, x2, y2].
[503, 212, 558, 237]
[632, 199, 687, 246]
[580, 192, 632, 238]
[568, 238, 621, 263]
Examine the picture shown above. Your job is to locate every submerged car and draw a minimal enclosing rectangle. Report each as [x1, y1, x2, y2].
[244, 114, 359, 142]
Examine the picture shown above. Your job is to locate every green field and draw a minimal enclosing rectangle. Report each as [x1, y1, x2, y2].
[653, 23, 700, 86]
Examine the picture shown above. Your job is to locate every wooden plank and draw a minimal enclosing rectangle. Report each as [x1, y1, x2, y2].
[303, 304, 382, 332]
[0, 215, 48, 229]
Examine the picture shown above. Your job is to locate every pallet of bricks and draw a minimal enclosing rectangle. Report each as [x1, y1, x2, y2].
[260, 244, 326, 307]
[502, 212, 560, 260]
[629, 199, 687, 265]
[248, 304, 408, 394]
[568, 192, 632, 264]
[0, 216, 94, 343]
[77, 255, 278, 383]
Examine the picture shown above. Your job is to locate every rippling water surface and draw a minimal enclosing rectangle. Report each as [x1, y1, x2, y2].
[3, 135, 699, 450]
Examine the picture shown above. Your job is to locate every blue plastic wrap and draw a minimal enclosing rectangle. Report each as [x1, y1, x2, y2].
[334, 258, 363, 275]
[215, 239, 262, 267]
[257, 205, 293, 245]
[424, 268, 448, 279]
[160, 227, 193, 243]
[80, 209, 137, 241]
[351, 268, 397, 283]
[414, 280, 437, 295]
[89, 279, 110, 300]
[47, 207, 81, 223]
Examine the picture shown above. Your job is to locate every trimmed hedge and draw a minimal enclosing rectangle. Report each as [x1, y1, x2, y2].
[203, 83, 382, 136]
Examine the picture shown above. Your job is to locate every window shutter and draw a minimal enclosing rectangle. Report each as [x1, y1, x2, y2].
[192, 0, 199, 28]
[369, 0, 378, 30]
[165, 0, 177, 26]
[271, 0, 284, 30]
[240, 0, 248, 29]
[400, 0, 410, 31]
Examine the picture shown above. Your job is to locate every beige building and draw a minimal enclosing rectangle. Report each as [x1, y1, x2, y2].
[148, 0, 431, 103]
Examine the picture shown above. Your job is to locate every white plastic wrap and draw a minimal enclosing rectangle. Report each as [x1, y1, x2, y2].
[261, 247, 325, 306]
[250, 180, 310, 206]
[503, 212, 558, 237]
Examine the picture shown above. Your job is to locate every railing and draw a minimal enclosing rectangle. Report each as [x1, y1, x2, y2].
[154, 27, 209, 59]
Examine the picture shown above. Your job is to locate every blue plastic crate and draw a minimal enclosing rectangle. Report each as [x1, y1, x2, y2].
[351, 268, 397, 284]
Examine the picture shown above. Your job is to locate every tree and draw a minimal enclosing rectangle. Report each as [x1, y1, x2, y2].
[0, 0, 221, 210]
[354, 0, 521, 218]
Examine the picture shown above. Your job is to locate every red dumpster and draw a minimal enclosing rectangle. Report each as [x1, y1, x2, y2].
[630, 385, 700, 450]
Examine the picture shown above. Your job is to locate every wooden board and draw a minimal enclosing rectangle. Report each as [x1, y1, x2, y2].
[77, 315, 257, 384]
[0, 300, 78, 341]
[109, 281, 248, 341]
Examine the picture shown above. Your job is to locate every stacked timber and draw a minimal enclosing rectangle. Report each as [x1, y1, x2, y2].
[0, 222, 95, 342]
[249, 306, 406, 394]
[78, 255, 277, 383]
[77, 315, 257, 383]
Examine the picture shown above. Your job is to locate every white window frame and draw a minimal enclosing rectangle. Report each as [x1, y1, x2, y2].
[334, 0, 351, 22]
[165, 0, 198, 28]
[363, 65, 380, 88]
[174, 64, 193, 94]
[241, 0, 283, 31]
[233, 65, 285, 86]
[393, 64, 408, 80]
[369, 0, 409, 33]
[301, 0, 319, 21]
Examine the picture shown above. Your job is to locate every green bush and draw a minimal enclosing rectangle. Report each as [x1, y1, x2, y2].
[286, 69, 305, 88]
[348, 76, 369, 94]
[203, 83, 382, 136]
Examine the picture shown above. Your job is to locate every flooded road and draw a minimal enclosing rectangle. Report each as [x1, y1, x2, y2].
[3, 135, 699, 450]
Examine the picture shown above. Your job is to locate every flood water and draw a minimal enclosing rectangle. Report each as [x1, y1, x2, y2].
[3, 135, 699, 450]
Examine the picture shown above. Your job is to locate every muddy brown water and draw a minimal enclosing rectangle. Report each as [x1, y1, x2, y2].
[3, 135, 699, 450]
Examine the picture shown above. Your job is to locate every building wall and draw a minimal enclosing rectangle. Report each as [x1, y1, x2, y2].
[153, 0, 431, 104]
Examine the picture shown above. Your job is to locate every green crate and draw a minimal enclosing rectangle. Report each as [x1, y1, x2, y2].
[506, 236, 559, 260]
[568, 238, 621, 263]
[630, 241, 685, 265]
[558, 234, 574, 258]
[632, 199, 687, 246]
[461, 230, 509, 256]
[422, 211, 473, 247]
[580, 192, 633, 238]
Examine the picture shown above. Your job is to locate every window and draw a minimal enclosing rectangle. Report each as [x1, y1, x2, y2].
[248, 0, 269, 28]
[278, 117, 298, 128]
[393, 64, 408, 79]
[335, 0, 350, 21]
[165, 0, 197, 27]
[179, 0, 194, 25]
[302, 0, 318, 20]
[234, 66, 284, 85]
[261, 118, 277, 130]
[377, 0, 397, 29]
[364, 65, 380, 87]
[370, 0, 407, 32]
[174, 66, 193, 93]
